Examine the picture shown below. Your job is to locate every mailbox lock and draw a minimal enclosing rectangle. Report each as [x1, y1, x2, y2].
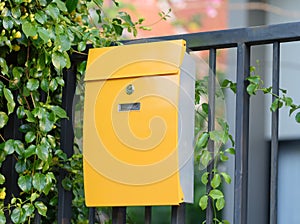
[126, 84, 134, 95]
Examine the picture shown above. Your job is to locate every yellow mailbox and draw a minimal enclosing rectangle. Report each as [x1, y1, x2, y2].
[83, 40, 195, 206]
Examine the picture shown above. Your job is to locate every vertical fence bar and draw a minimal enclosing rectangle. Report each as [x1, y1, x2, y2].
[88, 207, 95, 224]
[2, 107, 21, 224]
[270, 42, 280, 224]
[145, 206, 152, 224]
[58, 65, 77, 224]
[171, 203, 185, 224]
[234, 43, 250, 224]
[112, 207, 126, 224]
[206, 48, 216, 224]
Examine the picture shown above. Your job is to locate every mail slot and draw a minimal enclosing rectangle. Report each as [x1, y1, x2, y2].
[83, 40, 195, 206]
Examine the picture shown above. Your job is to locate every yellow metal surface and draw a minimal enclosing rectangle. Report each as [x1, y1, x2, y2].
[83, 40, 187, 206]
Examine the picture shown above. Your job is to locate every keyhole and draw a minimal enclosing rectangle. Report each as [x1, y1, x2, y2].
[126, 84, 134, 95]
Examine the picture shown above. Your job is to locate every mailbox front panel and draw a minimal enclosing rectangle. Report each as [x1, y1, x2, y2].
[84, 74, 184, 206]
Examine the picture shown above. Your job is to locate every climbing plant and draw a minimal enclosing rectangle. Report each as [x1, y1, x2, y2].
[0, 0, 172, 222]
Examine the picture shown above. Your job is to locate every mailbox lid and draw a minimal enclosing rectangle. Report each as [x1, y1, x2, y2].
[84, 39, 186, 81]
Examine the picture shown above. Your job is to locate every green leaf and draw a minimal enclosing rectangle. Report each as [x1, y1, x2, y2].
[225, 147, 235, 155]
[50, 106, 68, 119]
[22, 203, 35, 217]
[15, 160, 26, 173]
[46, 3, 60, 20]
[54, 0, 68, 12]
[25, 110, 35, 122]
[12, 140, 24, 156]
[24, 145, 36, 159]
[3, 17, 14, 30]
[66, 0, 78, 12]
[56, 77, 65, 86]
[291, 105, 300, 117]
[201, 172, 209, 185]
[283, 96, 293, 107]
[280, 88, 287, 94]
[37, 27, 50, 43]
[36, 145, 49, 161]
[78, 42, 86, 52]
[262, 87, 272, 94]
[0, 112, 8, 128]
[0, 210, 6, 224]
[249, 65, 256, 73]
[11, 7, 21, 18]
[0, 58, 8, 76]
[39, 114, 55, 133]
[4, 139, 15, 155]
[49, 78, 58, 92]
[25, 131, 36, 143]
[199, 195, 208, 210]
[56, 34, 71, 51]
[18, 175, 32, 192]
[209, 130, 228, 144]
[200, 150, 212, 167]
[26, 79, 39, 91]
[16, 106, 25, 119]
[209, 189, 224, 200]
[196, 132, 209, 149]
[0, 174, 5, 185]
[63, 52, 71, 69]
[202, 103, 209, 114]
[3, 87, 16, 115]
[295, 112, 300, 123]
[30, 192, 39, 202]
[34, 201, 47, 216]
[11, 207, 23, 224]
[35, 11, 47, 24]
[52, 52, 66, 70]
[41, 79, 49, 92]
[221, 172, 232, 184]
[77, 61, 87, 75]
[216, 197, 225, 211]
[32, 173, 47, 192]
[270, 98, 283, 112]
[22, 21, 37, 37]
[247, 75, 261, 84]
[118, 12, 134, 26]
[220, 152, 229, 162]
[211, 173, 221, 188]
[246, 83, 258, 95]
[228, 82, 236, 93]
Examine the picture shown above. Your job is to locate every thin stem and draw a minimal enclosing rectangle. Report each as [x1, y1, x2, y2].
[196, 109, 209, 122]
[30, 92, 36, 108]
[0, 134, 5, 142]
[0, 74, 10, 82]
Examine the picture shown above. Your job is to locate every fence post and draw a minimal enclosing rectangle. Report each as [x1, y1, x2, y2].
[112, 207, 126, 224]
[234, 43, 250, 224]
[58, 65, 77, 224]
[171, 203, 186, 224]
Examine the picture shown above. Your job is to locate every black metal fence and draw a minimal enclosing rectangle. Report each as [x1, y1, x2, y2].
[4, 21, 300, 224]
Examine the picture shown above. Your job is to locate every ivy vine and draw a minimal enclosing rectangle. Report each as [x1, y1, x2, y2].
[0, 0, 172, 222]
